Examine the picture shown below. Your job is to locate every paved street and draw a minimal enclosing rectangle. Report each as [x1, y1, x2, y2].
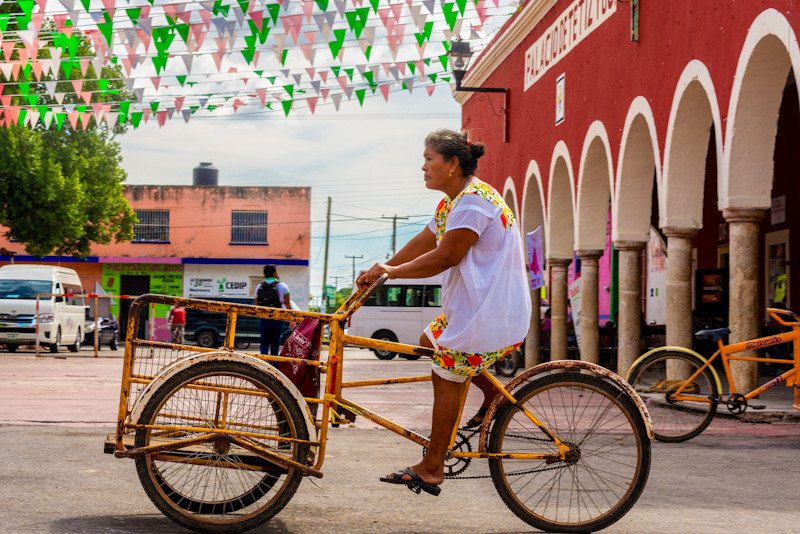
[1, 347, 799, 533]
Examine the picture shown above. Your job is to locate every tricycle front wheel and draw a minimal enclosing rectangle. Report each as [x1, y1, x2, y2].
[134, 360, 309, 533]
[488, 373, 650, 533]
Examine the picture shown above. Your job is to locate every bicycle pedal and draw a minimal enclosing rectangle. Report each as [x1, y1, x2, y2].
[749, 405, 765, 410]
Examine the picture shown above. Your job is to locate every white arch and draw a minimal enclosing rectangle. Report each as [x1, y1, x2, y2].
[613, 96, 661, 242]
[721, 8, 800, 210]
[547, 140, 576, 259]
[662, 60, 722, 229]
[576, 121, 613, 250]
[502, 176, 520, 217]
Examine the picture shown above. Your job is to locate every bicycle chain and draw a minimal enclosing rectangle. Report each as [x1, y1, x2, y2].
[447, 463, 569, 480]
[445, 432, 567, 480]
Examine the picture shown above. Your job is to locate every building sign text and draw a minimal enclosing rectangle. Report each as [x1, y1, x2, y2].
[524, 0, 616, 90]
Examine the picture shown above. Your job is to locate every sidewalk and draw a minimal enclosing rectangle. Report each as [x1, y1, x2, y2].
[1, 345, 797, 424]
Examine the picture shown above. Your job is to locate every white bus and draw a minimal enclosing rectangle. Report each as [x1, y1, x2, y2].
[348, 275, 442, 359]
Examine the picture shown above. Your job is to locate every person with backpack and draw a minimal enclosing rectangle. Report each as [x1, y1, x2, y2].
[254, 265, 291, 356]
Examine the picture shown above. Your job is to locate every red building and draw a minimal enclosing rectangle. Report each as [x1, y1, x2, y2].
[457, 1, 799, 390]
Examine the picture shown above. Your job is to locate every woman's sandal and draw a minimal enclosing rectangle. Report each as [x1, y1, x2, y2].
[461, 406, 488, 429]
[380, 467, 441, 496]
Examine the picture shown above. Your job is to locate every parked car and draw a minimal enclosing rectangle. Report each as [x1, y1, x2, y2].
[84, 316, 119, 350]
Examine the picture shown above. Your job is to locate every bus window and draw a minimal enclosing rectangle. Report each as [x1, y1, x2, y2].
[386, 286, 403, 306]
[424, 286, 442, 307]
[404, 286, 423, 307]
[366, 286, 388, 306]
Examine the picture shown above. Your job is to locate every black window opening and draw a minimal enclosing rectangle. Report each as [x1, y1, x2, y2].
[133, 210, 170, 243]
[231, 210, 268, 244]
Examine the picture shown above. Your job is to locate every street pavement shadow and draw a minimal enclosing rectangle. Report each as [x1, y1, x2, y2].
[51, 515, 295, 533]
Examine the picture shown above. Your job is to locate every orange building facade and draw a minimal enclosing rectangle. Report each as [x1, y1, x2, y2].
[0, 185, 311, 341]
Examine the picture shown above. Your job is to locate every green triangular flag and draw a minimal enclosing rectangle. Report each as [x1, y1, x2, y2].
[130, 111, 143, 128]
[329, 29, 346, 59]
[442, 4, 459, 32]
[126, 8, 142, 25]
[98, 21, 114, 46]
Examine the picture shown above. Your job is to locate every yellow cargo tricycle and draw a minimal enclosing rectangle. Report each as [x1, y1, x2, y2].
[106, 275, 652, 533]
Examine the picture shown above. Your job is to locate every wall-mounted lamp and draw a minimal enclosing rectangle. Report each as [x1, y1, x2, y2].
[447, 40, 509, 142]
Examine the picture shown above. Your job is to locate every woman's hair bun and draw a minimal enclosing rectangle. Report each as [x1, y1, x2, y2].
[470, 142, 486, 159]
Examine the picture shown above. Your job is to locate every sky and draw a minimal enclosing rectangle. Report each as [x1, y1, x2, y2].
[118, 86, 462, 306]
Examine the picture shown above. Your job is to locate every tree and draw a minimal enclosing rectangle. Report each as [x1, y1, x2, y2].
[0, 126, 136, 257]
[334, 287, 354, 310]
[0, 4, 135, 257]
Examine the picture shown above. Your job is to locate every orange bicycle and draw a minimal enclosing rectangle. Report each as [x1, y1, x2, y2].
[106, 275, 653, 533]
[627, 308, 800, 442]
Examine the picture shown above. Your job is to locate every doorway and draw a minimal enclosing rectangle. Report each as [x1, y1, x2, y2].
[120, 275, 150, 340]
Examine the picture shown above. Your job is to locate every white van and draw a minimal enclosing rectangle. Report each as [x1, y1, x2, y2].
[348, 275, 442, 359]
[0, 265, 86, 353]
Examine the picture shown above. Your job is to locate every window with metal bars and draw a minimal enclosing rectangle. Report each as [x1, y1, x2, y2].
[231, 210, 268, 244]
[133, 210, 170, 243]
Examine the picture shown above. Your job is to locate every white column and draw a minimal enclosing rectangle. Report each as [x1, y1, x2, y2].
[548, 258, 571, 361]
[615, 241, 646, 375]
[723, 208, 765, 393]
[576, 249, 603, 365]
[662, 227, 698, 349]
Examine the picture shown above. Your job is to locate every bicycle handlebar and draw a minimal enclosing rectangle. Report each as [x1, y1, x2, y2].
[766, 307, 800, 326]
[334, 273, 389, 318]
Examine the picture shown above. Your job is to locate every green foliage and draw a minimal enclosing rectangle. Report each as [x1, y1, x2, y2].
[0, 5, 135, 257]
[334, 286, 354, 310]
[0, 125, 135, 258]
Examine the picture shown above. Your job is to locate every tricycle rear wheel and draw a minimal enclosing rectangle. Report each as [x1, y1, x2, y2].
[134, 360, 309, 533]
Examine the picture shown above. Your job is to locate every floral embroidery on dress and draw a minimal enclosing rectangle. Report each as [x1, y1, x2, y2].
[434, 183, 516, 241]
[427, 314, 521, 376]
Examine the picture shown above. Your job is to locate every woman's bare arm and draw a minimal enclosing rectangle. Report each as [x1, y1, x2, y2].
[357, 228, 478, 288]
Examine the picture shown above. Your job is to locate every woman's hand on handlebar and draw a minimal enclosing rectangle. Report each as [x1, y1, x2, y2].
[356, 263, 397, 290]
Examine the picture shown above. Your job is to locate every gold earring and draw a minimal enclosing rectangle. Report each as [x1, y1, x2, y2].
[449, 171, 453, 179]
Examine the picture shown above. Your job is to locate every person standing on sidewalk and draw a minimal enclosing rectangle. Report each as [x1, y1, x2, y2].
[168, 305, 186, 344]
[255, 265, 291, 356]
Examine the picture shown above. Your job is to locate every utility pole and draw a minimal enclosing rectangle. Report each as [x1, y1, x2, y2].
[382, 214, 409, 256]
[321, 196, 331, 311]
[345, 254, 364, 289]
[331, 275, 344, 292]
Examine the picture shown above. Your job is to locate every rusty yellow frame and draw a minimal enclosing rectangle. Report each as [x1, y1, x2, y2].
[113, 280, 571, 478]
[667, 308, 800, 411]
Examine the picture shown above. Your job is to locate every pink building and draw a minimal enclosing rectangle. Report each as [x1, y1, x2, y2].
[0, 176, 311, 341]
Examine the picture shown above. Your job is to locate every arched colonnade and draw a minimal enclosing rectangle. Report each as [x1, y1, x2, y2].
[501, 9, 798, 390]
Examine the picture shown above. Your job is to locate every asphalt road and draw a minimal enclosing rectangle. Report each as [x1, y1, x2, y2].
[1, 347, 799, 533]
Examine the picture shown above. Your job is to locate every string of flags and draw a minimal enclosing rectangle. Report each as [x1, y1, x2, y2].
[0, 0, 517, 129]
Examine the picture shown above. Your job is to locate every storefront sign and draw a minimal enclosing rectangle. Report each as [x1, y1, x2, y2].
[187, 276, 251, 297]
[524, 0, 617, 90]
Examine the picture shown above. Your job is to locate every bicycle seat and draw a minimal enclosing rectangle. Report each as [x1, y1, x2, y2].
[695, 328, 730, 341]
